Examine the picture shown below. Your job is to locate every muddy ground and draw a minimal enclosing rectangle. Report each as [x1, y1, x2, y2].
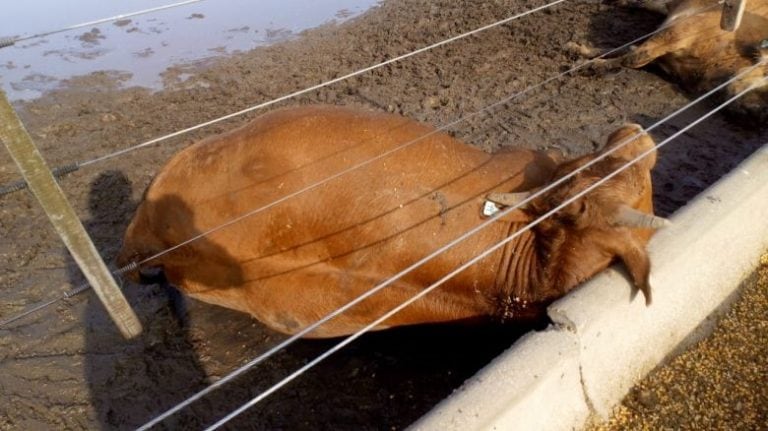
[1, 0, 766, 429]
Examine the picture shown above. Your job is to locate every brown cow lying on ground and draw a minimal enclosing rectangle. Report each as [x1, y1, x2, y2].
[117, 106, 667, 338]
[572, 0, 768, 120]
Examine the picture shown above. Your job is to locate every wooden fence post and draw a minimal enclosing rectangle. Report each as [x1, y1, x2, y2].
[0, 90, 142, 339]
[721, 0, 747, 32]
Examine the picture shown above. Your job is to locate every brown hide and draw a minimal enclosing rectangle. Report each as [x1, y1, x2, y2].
[603, 0, 768, 119]
[118, 106, 661, 337]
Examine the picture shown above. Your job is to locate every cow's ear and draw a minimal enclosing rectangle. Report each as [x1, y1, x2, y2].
[615, 235, 653, 306]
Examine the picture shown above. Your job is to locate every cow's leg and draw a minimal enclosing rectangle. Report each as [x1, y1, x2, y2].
[565, 41, 606, 59]
[565, 0, 677, 68]
[586, 29, 687, 73]
[570, 48, 637, 74]
[616, 36, 674, 69]
[566, 38, 665, 73]
[566, 42, 631, 74]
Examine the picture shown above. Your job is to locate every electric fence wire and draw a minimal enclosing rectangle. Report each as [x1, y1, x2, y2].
[0, 0, 726, 350]
[1, 3, 755, 428]
[0, 4, 752, 426]
[0, 1, 720, 329]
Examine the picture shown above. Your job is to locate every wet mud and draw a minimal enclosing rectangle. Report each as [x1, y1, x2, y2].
[1, 0, 766, 429]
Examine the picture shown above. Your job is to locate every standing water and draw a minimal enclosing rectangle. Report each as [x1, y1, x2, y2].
[0, 0, 380, 100]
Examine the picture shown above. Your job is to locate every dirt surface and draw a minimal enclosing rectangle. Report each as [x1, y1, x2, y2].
[1, 0, 766, 429]
[588, 254, 768, 431]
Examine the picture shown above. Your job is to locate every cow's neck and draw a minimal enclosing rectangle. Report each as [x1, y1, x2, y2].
[491, 221, 576, 321]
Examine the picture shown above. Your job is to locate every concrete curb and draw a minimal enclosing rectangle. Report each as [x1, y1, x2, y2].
[411, 143, 768, 430]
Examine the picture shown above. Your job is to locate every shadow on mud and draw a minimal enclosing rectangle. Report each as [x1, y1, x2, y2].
[74, 171, 541, 430]
[75, 171, 208, 429]
[174, 319, 542, 430]
[630, 104, 767, 216]
[583, 3, 664, 50]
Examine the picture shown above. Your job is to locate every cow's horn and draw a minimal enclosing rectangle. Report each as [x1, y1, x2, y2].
[487, 191, 532, 208]
[614, 205, 670, 229]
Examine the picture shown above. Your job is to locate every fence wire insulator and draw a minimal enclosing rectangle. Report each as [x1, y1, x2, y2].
[115, 261, 139, 275]
[0, 37, 16, 49]
[63, 284, 92, 299]
[51, 162, 80, 179]
[0, 179, 27, 196]
[0, 162, 80, 197]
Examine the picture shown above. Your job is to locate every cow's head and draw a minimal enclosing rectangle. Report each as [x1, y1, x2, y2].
[497, 124, 667, 305]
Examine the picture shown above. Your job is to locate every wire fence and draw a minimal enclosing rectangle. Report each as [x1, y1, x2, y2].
[0, 2, 721, 329]
[0, 0, 762, 429]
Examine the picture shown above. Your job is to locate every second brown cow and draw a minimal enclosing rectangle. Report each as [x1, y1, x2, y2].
[575, 0, 768, 120]
[117, 106, 667, 337]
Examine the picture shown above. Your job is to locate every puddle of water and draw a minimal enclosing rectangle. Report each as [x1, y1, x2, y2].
[0, 0, 380, 100]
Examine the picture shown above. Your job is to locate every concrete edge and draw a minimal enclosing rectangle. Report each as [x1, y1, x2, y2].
[410, 143, 768, 430]
[409, 328, 589, 431]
